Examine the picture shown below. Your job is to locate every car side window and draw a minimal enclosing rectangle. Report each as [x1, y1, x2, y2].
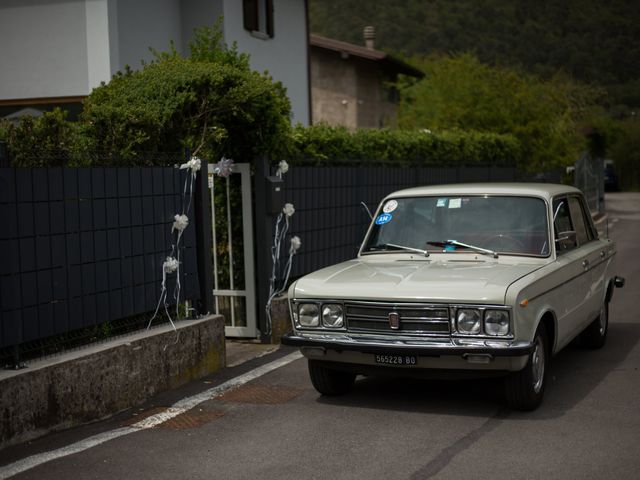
[553, 197, 576, 252]
[568, 196, 592, 246]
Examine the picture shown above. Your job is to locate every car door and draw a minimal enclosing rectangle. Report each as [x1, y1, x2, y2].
[568, 195, 606, 325]
[551, 196, 593, 349]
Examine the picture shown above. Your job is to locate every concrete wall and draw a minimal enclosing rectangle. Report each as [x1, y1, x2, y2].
[310, 48, 398, 129]
[0, 315, 225, 448]
[310, 48, 357, 127]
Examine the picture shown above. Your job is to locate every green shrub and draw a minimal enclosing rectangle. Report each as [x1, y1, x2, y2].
[81, 58, 291, 166]
[1, 109, 89, 167]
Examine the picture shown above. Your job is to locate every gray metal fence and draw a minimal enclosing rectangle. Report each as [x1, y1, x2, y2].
[574, 153, 605, 214]
[0, 167, 201, 356]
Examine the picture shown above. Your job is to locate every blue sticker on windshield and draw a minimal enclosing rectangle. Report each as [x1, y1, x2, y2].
[375, 213, 393, 225]
[444, 244, 456, 251]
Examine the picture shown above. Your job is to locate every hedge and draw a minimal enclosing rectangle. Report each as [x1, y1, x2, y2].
[287, 124, 522, 167]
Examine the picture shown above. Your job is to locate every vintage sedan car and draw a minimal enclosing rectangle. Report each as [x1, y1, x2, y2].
[282, 183, 625, 410]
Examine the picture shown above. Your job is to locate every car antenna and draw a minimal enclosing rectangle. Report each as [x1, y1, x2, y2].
[360, 201, 373, 220]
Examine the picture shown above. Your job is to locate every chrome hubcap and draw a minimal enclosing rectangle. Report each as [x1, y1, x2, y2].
[532, 337, 545, 394]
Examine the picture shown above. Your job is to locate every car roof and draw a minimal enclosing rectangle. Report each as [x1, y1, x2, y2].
[386, 183, 581, 201]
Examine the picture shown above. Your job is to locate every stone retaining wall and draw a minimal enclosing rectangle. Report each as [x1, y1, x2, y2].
[0, 315, 225, 448]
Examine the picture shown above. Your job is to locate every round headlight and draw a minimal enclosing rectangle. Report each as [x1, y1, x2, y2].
[322, 304, 344, 328]
[484, 310, 510, 336]
[457, 309, 481, 334]
[298, 303, 319, 327]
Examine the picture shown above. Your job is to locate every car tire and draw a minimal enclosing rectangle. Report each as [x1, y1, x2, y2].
[308, 360, 356, 396]
[505, 323, 548, 411]
[580, 300, 608, 349]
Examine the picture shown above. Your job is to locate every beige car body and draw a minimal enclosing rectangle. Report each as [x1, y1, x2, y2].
[283, 183, 619, 377]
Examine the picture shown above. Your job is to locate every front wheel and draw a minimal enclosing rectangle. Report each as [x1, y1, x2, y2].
[308, 360, 356, 396]
[505, 323, 548, 411]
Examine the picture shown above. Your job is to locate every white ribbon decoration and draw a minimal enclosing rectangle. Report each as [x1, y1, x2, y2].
[213, 157, 234, 178]
[180, 156, 202, 173]
[290, 236, 301, 254]
[148, 155, 203, 336]
[172, 214, 189, 232]
[276, 159, 289, 178]
[265, 205, 300, 336]
[282, 203, 295, 217]
[163, 256, 179, 273]
[147, 256, 180, 333]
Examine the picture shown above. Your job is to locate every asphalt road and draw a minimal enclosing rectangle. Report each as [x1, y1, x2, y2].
[1, 193, 639, 480]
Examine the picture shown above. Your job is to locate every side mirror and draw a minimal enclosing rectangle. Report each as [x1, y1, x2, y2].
[555, 230, 577, 249]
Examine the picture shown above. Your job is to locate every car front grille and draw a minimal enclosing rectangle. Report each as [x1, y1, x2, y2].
[345, 303, 451, 335]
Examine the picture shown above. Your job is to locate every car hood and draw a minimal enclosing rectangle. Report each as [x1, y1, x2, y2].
[293, 257, 544, 304]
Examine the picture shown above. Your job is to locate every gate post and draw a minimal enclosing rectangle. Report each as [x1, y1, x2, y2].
[194, 157, 214, 316]
[253, 156, 275, 343]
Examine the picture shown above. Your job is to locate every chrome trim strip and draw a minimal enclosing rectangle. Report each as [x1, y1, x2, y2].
[347, 315, 448, 322]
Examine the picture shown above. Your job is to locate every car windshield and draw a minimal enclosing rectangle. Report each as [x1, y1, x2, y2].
[363, 195, 550, 257]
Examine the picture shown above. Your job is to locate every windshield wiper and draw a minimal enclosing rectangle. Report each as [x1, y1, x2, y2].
[370, 243, 430, 257]
[427, 239, 498, 258]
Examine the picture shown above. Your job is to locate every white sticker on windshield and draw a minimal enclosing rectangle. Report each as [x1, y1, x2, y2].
[449, 198, 462, 209]
[383, 200, 398, 213]
[436, 198, 447, 207]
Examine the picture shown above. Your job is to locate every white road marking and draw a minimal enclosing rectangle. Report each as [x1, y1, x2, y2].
[0, 351, 303, 479]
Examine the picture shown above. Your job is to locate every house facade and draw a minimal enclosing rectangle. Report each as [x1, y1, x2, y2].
[309, 31, 423, 129]
[0, 0, 310, 125]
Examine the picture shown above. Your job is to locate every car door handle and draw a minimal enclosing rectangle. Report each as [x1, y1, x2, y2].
[582, 259, 589, 269]
[600, 250, 606, 258]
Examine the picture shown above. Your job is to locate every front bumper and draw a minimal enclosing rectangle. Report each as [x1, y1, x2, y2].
[282, 332, 535, 371]
[282, 331, 535, 356]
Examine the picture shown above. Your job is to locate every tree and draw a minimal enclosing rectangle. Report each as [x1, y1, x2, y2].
[398, 54, 604, 171]
[610, 120, 640, 190]
[308, 0, 640, 110]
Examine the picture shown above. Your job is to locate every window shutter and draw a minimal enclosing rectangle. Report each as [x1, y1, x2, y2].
[243, 0, 258, 31]
[266, 0, 274, 37]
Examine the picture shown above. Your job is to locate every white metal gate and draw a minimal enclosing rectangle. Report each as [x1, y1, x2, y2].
[208, 163, 257, 337]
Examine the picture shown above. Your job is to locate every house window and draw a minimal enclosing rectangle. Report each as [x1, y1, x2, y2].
[243, 0, 274, 38]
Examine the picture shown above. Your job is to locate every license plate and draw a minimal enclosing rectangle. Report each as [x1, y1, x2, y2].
[374, 354, 417, 366]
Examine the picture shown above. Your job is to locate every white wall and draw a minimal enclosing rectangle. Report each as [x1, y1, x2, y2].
[86, 0, 113, 89]
[222, 0, 310, 125]
[180, 0, 224, 57]
[115, 0, 182, 71]
[0, 0, 90, 99]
